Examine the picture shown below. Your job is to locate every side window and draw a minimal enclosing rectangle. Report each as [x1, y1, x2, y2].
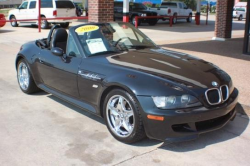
[179, 3, 183, 9]
[29, 1, 36, 9]
[183, 3, 187, 9]
[19, 2, 28, 9]
[41, 0, 53, 8]
[67, 33, 80, 57]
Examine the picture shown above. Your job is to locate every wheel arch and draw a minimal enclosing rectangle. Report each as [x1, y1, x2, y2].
[9, 14, 15, 20]
[15, 54, 25, 70]
[99, 84, 136, 118]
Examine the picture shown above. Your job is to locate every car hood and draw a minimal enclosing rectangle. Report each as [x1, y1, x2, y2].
[131, 9, 156, 14]
[106, 48, 231, 89]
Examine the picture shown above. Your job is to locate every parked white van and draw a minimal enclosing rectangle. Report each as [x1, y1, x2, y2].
[8, 0, 77, 29]
[233, 2, 247, 21]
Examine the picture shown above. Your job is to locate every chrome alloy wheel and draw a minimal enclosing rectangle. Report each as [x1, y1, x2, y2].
[18, 62, 30, 91]
[106, 95, 135, 137]
[11, 17, 17, 26]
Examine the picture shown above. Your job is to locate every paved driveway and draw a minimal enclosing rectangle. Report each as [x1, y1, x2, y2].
[0, 17, 249, 166]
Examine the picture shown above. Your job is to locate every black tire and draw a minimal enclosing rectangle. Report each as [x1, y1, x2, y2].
[187, 14, 192, 23]
[238, 15, 243, 21]
[131, 16, 141, 26]
[147, 18, 158, 26]
[17, 59, 40, 94]
[103, 89, 146, 143]
[172, 13, 177, 24]
[60, 22, 70, 28]
[10, 15, 18, 27]
[41, 16, 49, 29]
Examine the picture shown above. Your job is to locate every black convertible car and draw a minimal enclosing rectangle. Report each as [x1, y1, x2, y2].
[16, 22, 238, 143]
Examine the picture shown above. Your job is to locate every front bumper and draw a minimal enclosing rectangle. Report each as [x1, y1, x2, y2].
[137, 88, 238, 143]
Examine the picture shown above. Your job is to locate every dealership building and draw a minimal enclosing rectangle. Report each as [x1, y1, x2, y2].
[1, 0, 250, 53]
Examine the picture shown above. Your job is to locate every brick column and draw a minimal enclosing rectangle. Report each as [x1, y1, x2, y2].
[88, 0, 114, 23]
[213, 0, 234, 41]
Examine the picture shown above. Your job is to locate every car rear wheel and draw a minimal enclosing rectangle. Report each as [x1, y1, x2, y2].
[104, 89, 146, 143]
[17, 59, 40, 94]
[60, 22, 69, 28]
[41, 16, 49, 29]
[10, 16, 18, 27]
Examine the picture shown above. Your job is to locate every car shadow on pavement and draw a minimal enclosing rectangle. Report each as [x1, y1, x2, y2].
[0, 29, 15, 33]
[159, 103, 249, 152]
[44, 94, 249, 149]
[47, 94, 105, 125]
[139, 19, 245, 33]
[47, 94, 162, 146]
[160, 38, 250, 61]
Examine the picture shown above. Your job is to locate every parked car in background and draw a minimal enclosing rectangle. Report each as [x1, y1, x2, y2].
[114, 2, 158, 26]
[8, 0, 77, 29]
[233, 2, 247, 21]
[233, 7, 246, 21]
[149, 1, 193, 24]
[0, 14, 6, 28]
[74, 2, 83, 17]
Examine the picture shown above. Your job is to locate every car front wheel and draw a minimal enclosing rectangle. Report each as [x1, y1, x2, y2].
[187, 14, 192, 22]
[17, 59, 40, 94]
[238, 15, 243, 21]
[41, 16, 49, 29]
[172, 13, 177, 24]
[10, 16, 18, 27]
[104, 89, 146, 143]
[131, 16, 141, 26]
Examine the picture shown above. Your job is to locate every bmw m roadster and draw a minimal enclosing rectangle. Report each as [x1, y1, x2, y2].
[16, 22, 238, 143]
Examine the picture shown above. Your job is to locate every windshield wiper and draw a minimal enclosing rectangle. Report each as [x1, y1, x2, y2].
[127, 45, 155, 49]
[89, 51, 120, 57]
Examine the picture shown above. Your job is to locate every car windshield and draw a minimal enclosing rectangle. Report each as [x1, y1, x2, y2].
[130, 3, 147, 10]
[56, 1, 75, 8]
[74, 22, 157, 57]
[235, 8, 245, 11]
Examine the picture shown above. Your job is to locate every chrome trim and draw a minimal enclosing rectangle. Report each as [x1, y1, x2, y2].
[220, 85, 229, 102]
[205, 88, 222, 105]
[205, 85, 229, 105]
[78, 70, 102, 80]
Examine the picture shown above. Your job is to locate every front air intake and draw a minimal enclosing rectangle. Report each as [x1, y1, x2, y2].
[205, 85, 229, 106]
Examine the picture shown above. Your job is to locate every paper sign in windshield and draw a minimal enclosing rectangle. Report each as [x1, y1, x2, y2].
[86, 38, 107, 54]
[75, 25, 99, 35]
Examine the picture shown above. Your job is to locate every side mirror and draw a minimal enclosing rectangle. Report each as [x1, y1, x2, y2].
[51, 47, 63, 56]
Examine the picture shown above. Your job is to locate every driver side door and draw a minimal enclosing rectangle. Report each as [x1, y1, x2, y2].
[16, 1, 28, 20]
[36, 33, 82, 98]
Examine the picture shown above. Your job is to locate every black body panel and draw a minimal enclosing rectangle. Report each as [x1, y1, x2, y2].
[15, 23, 238, 142]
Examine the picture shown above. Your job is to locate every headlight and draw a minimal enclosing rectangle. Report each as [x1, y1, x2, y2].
[141, 13, 147, 17]
[152, 95, 202, 109]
